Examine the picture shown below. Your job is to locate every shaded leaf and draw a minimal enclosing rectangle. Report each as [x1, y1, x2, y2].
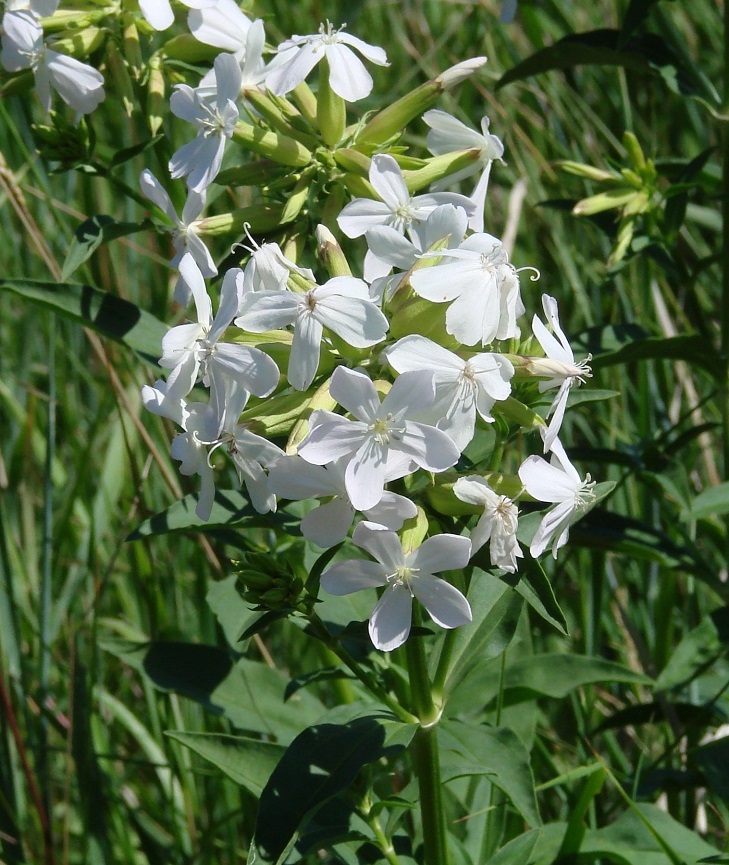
[1, 278, 166, 364]
[655, 607, 729, 692]
[682, 481, 729, 521]
[62, 215, 153, 279]
[589, 334, 722, 379]
[439, 720, 541, 828]
[166, 731, 284, 797]
[102, 639, 324, 742]
[284, 667, 354, 701]
[109, 134, 164, 169]
[253, 715, 416, 863]
[595, 700, 722, 733]
[127, 490, 298, 539]
[206, 575, 261, 649]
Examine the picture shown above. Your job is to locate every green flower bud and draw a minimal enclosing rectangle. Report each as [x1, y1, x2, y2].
[317, 58, 346, 147]
[232, 121, 313, 168]
[399, 506, 429, 554]
[243, 89, 319, 151]
[401, 149, 481, 194]
[316, 225, 352, 277]
[146, 53, 165, 136]
[333, 147, 371, 177]
[236, 554, 304, 611]
[196, 204, 287, 236]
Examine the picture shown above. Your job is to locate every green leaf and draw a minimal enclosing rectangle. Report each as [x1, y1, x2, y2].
[439, 720, 541, 828]
[0, 278, 166, 364]
[696, 736, 729, 802]
[514, 559, 569, 636]
[109, 134, 164, 169]
[654, 607, 729, 692]
[284, 667, 354, 701]
[589, 334, 723, 380]
[438, 570, 523, 694]
[127, 490, 298, 539]
[252, 715, 417, 864]
[450, 654, 650, 716]
[682, 481, 729, 521]
[166, 731, 285, 797]
[206, 575, 261, 649]
[497, 29, 719, 105]
[62, 215, 153, 279]
[101, 639, 325, 743]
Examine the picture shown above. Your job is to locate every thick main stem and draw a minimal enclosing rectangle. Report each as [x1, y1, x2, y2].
[405, 606, 449, 865]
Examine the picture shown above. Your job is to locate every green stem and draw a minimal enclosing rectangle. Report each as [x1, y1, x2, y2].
[431, 628, 458, 706]
[361, 805, 402, 865]
[307, 612, 416, 724]
[405, 606, 449, 865]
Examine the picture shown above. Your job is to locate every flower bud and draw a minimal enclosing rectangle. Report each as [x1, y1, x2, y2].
[556, 161, 616, 182]
[243, 89, 319, 150]
[401, 149, 482, 194]
[146, 53, 165, 136]
[316, 225, 352, 277]
[357, 57, 486, 144]
[333, 148, 371, 177]
[196, 204, 286, 236]
[399, 507, 429, 554]
[236, 554, 304, 611]
[51, 26, 105, 58]
[317, 58, 346, 147]
[287, 378, 338, 454]
[572, 189, 636, 216]
[232, 121, 313, 168]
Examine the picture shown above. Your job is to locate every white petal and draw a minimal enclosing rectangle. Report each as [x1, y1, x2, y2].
[214, 52, 243, 106]
[169, 134, 225, 192]
[289, 312, 322, 391]
[518, 455, 579, 503]
[445, 281, 501, 346]
[266, 41, 321, 95]
[336, 32, 389, 66]
[366, 226, 417, 270]
[385, 335, 462, 380]
[210, 343, 279, 397]
[235, 290, 299, 331]
[1, 11, 42, 71]
[369, 585, 412, 651]
[45, 51, 105, 114]
[337, 199, 394, 238]
[325, 43, 373, 101]
[160, 321, 204, 369]
[369, 154, 409, 211]
[208, 267, 242, 344]
[408, 534, 471, 574]
[364, 492, 418, 531]
[532, 314, 572, 364]
[352, 521, 404, 570]
[411, 575, 471, 629]
[139, 0, 174, 29]
[298, 416, 365, 464]
[345, 437, 388, 511]
[188, 0, 251, 52]
[542, 382, 570, 452]
[529, 500, 574, 558]
[301, 498, 355, 547]
[184, 232, 218, 278]
[453, 475, 498, 508]
[179, 253, 212, 324]
[330, 366, 380, 422]
[268, 455, 338, 499]
[399, 422, 460, 472]
[321, 559, 388, 594]
[381, 369, 435, 418]
[140, 169, 178, 222]
[315, 295, 388, 349]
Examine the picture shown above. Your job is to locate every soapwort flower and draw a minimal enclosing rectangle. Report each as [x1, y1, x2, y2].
[235, 276, 389, 391]
[337, 154, 475, 281]
[529, 294, 592, 452]
[297, 366, 460, 511]
[1, 9, 105, 115]
[518, 437, 596, 559]
[424, 109, 504, 232]
[139, 169, 217, 278]
[384, 334, 513, 450]
[169, 52, 241, 191]
[268, 456, 417, 548]
[321, 521, 472, 651]
[453, 476, 522, 573]
[409, 232, 525, 346]
[266, 21, 389, 102]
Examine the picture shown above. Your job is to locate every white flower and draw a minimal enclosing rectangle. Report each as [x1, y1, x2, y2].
[409, 232, 524, 347]
[239, 232, 315, 296]
[365, 204, 469, 303]
[1, 10, 105, 115]
[169, 399, 219, 520]
[169, 52, 241, 192]
[188, 0, 252, 54]
[160, 255, 280, 404]
[139, 0, 216, 31]
[518, 438, 595, 559]
[321, 522, 472, 651]
[297, 366, 460, 511]
[424, 109, 504, 233]
[453, 476, 521, 573]
[529, 294, 592, 452]
[384, 334, 513, 450]
[337, 154, 476, 281]
[266, 21, 389, 102]
[235, 276, 389, 391]
[140, 169, 217, 280]
[268, 455, 417, 548]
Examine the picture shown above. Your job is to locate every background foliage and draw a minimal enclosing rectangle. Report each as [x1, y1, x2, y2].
[1, 0, 729, 862]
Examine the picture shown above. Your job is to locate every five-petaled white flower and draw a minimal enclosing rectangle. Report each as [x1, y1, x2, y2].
[384, 334, 513, 450]
[338, 154, 476, 281]
[140, 169, 217, 280]
[160, 255, 280, 405]
[1, 9, 105, 115]
[169, 52, 241, 192]
[297, 366, 461, 511]
[529, 294, 592, 452]
[138, 0, 217, 32]
[266, 21, 389, 102]
[321, 521, 472, 651]
[424, 109, 505, 233]
[235, 276, 389, 391]
[267, 455, 417, 548]
[518, 437, 595, 559]
[453, 475, 522, 573]
[410, 232, 524, 347]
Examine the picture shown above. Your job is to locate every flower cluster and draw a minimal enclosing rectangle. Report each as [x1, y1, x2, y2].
[2, 1, 599, 651]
